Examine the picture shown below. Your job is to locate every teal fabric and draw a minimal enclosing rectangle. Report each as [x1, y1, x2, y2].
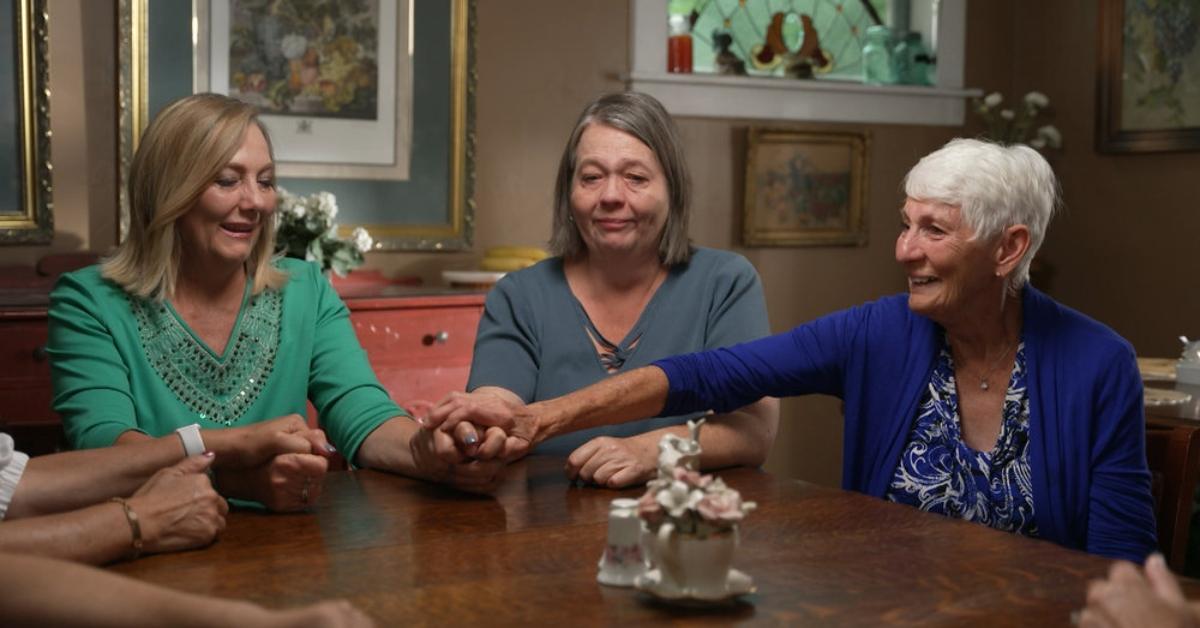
[467, 247, 770, 455]
[47, 258, 403, 463]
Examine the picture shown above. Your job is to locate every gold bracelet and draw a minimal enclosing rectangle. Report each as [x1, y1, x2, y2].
[110, 497, 143, 560]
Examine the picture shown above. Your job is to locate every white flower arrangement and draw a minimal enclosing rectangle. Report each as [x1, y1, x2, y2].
[973, 90, 1063, 151]
[275, 187, 373, 277]
[637, 466, 756, 538]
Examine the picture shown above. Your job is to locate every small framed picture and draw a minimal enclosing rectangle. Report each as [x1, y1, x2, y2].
[742, 128, 869, 247]
[1096, 0, 1200, 153]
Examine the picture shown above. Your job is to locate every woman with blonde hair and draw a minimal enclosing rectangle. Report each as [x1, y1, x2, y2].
[49, 93, 506, 506]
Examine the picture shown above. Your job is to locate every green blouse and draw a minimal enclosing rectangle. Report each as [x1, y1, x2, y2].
[47, 258, 402, 463]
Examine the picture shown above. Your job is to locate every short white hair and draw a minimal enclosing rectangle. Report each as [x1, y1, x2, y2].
[904, 138, 1060, 293]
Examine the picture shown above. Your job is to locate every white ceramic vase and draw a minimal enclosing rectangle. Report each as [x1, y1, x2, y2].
[653, 523, 737, 597]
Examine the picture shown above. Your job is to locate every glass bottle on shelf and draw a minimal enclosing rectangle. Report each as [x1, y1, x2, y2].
[862, 25, 895, 85]
[667, 12, 693, 74]
[893, 32, 934, 85]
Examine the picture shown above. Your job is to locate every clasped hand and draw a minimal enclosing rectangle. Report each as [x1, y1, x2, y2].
[205, 415, 335, 512]
[418, 392, 536, 462]
[417, 392, 655, 489]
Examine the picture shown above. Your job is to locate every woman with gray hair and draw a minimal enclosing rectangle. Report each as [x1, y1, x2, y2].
[428, 138, 1156, 562]
[445, 91, 779, 488]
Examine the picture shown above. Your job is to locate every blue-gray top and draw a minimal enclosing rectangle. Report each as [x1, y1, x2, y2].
[466, 247, 770, 455]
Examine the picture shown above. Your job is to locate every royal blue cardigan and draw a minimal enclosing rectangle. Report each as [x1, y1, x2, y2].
[655, 286, 1157, 562]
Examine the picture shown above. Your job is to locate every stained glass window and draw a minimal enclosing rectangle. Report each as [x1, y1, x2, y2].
[674, 0, 891, 80]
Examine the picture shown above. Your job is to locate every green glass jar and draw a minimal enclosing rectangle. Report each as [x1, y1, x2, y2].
[862, 25, 895, 85]
[893, 32, 934, 85]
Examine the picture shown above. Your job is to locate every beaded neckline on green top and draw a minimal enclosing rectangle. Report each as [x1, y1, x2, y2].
[131, 286, 282, 427]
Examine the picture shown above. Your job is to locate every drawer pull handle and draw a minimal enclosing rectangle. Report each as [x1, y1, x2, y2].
[32, 346, 48, 362]
[422, 331, 449, 346]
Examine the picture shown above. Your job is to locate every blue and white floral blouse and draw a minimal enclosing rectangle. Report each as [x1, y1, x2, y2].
[885, 339, 1038, 537]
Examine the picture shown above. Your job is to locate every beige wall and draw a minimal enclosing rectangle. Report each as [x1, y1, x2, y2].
[1005, 0, 1200, 359]
[10, 1, 1198, 487]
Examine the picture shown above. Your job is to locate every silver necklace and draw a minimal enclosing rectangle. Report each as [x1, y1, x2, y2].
[970, 341, 1019, 391]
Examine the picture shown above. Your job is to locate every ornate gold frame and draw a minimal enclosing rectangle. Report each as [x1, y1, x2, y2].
[742, 128, 869, 247]
[1, 0, 53, 244]
[116, 0, 475, 250]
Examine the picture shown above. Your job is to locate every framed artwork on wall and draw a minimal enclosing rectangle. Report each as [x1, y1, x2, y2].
[118, 0, 475, 250]
[1096, 0, 1200, 153]
[193, 0, 413, 181]
[0, 0, 52, 244]
[742, 128, 868, 247]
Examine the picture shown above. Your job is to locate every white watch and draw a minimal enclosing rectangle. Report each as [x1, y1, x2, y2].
[175, 423, 205, 457]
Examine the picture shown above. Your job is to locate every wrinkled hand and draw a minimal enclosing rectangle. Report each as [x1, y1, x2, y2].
[208, 414, 336, 469]
[1079, 554, 1198, 628]
[566, 436, 656, 488]
[216, 452, 328, 512]
[263, 599, 375, 628]
[422, 392, 535, 461]
[128, 453, 228, 554]
[408, 426, 506, 494]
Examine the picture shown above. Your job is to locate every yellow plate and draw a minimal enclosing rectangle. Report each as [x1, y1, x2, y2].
[1138, 357, 1178, 381]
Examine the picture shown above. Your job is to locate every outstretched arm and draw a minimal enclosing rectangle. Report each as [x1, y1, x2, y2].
[424, 366, 673, 451]
[8, 436, 189, 518]
[0, 552, 374, 627]
[1, 454, 227, 565]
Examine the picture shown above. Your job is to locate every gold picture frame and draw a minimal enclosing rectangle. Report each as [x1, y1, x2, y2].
[116, 0, 475, 250]
[0, 0, 53, 244]
[1095, 0, 1200, 153]
[742, 128, 868, 247]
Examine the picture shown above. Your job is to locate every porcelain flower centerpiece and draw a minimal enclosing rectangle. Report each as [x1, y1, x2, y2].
[634, 419, 757, 600]
[275, 187, 373, 277]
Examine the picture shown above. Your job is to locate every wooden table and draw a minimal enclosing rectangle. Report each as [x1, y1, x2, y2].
[110, 457, 1184, 626]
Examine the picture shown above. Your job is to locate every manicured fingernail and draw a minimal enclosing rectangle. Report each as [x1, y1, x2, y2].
[464, 433, 478, 445]
[415, 416, 428, 427]
[203, 451, 215, 458]
[324, 443, 337, 453]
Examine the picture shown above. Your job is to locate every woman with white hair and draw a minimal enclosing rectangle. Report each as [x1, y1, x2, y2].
[427, 138, 1156, 561]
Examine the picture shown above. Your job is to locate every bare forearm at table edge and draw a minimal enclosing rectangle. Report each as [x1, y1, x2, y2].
[534, 366, 670, 444]
[0, 552, 280, 627]
[9, 431, 185, 518]
[0, 501, 136, 565]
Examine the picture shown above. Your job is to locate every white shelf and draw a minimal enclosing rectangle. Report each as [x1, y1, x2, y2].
[628, 0, 978, 127]
[627, 72, 980, 126]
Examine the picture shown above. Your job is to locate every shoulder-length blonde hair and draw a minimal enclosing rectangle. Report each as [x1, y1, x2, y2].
[103, 93, 287, 299]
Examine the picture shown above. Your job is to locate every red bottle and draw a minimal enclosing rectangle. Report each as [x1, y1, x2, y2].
[667, 14, 693, 73]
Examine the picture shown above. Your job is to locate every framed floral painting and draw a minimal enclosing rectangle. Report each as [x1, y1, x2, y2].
[742, 129, 869, 247]
[1096, 0, 1200, 153]
[118, 0, 476, 250]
